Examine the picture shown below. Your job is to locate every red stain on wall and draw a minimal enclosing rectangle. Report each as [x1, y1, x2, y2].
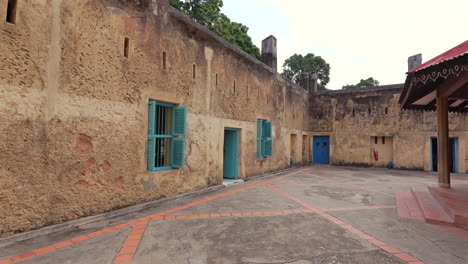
[85, 158, 96, 170]
[115, 177, 125, 185]
[76, 134, 93, 154]
[75, 180, 89, 188]
[99, 161, 112, 173]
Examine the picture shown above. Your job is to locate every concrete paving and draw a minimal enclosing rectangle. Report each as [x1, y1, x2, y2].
[1, 166, 467, 264]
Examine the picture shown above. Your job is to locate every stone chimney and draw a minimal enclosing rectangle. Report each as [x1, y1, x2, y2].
[298, 72, 318, 93]
[310, 73, 318, 93]
[261, 36, 277, 71]
[408, 54, 422, 71]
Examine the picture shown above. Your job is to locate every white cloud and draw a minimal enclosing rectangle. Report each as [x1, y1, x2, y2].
[223, 0, 468, 89]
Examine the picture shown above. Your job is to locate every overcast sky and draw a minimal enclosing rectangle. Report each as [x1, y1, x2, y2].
[222, 0, 468, 90]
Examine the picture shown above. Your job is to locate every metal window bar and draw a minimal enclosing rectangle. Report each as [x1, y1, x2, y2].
[151, 103, 173, 169]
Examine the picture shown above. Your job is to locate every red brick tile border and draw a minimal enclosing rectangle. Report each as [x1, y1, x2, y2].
[11, 252, 35, 263]
[0, 167, 313, 264]
[264, 183, 425, 264]
[1, 166, 436, 264]
[113, 221, 148, 264]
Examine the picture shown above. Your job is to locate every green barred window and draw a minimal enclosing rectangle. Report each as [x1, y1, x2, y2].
[147, 100, 187, 171]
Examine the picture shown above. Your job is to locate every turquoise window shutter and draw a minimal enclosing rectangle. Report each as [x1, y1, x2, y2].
[257, 119, 264, 138]
[147, 138, 156, 170]
[263, 139, 273, 157]
[257, 119, 264, 158]
[173, 106, 187, 136]
[263, 121, 272, 138]
[148, 101, 156, 135]
[171, 137, 186, 168]
[147, 101, 157, 171]
[257, 139, 264, 159]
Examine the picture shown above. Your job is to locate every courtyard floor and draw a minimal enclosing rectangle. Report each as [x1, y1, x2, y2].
[1, 166, 468, 264]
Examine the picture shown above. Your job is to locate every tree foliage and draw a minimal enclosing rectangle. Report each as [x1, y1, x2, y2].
[169, 0, 261, 59]
[281, 53, 331, 91]
[342, 77, 379, 90]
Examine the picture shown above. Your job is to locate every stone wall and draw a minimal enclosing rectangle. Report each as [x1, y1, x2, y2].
[313, 86, 468, 172]
[0, 0, 314, 236]
[1, 0, 466, 237]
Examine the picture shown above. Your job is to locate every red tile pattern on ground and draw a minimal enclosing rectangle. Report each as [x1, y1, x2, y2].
[264, 183, 425, 264]
[113, 221, 148, 264]
[0, 167, 312, 264]
[3, 166, 459, 264]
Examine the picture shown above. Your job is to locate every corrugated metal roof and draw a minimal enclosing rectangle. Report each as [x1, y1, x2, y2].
[409, 40, 468, 73]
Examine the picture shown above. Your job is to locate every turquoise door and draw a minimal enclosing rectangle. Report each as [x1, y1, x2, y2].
[223, 128, 239, 179]
[313, 136, 330, 164]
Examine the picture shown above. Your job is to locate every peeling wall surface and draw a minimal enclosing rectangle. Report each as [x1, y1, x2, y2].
[0, 0, 315, 236]
[0, 0, 466, 237]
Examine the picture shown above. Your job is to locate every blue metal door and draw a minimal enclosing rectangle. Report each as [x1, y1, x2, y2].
[223, 128, 239, 179]
[313, 136, 330, 164]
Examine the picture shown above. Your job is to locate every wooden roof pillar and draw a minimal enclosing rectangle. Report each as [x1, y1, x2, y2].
[436, 95, 450, 188]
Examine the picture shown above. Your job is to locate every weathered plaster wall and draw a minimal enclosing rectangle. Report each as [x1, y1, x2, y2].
[313, 88, 468, 172]
[0, 0, 314, 236]
[2, 0, 466, 238]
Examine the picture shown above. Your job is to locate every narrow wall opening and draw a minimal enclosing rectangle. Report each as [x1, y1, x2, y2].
[6, 0, 17, 24]
[162, 51, 167, 69]
[124, 37, 130, 58]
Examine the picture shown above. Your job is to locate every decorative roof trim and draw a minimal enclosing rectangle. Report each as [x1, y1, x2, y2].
[412, 64, 468, 85]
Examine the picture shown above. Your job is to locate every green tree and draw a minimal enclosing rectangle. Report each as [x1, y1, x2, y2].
[281, 53, 331, 91]
[169, 0, 261, 59]
[342, 77, 379, 90]
[169, 0, 184, 10]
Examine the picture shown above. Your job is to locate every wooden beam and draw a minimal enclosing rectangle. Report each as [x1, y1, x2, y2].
[438, 72, 468, 98]
[437, 96, 450, 188]
[454, 101, 468, 112]
[449, 83, 468, 99]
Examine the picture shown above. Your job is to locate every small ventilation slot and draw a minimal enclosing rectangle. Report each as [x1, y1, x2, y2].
[6, 0, 17, 24]
[124, 37, 130, 58]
